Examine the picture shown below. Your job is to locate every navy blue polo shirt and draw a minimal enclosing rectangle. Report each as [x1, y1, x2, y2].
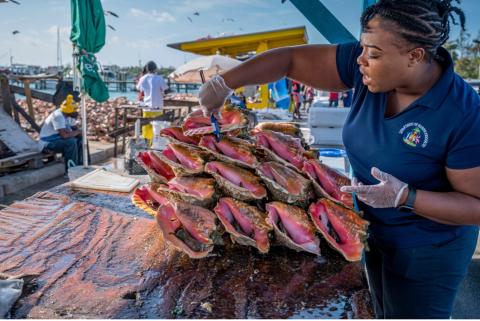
[337, 41, 480, 248]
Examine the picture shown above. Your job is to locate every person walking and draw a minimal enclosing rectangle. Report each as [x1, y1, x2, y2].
[342, 90, 353, 107]
[39, 94, 82, 175]
[136, 61, 169, 145]
[291, 80, 303, 118]
[303, 86, 314, 112]
[197, 0, 480, 318]
[328, 91, 339, 107]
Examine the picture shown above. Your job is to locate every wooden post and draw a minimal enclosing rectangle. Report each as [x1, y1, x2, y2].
[23, 79, 35, 120]
[0, 75, 12, 116]
[11, 97, 41, 133]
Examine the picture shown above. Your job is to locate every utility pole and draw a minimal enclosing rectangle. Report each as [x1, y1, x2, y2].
[57, 26, 63, 70]
[9, 48, 13, 67]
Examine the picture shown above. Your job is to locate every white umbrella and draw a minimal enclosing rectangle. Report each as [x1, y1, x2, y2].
[169, 54, 241, 83]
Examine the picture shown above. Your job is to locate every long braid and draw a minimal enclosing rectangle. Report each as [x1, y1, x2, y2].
[361, 0, 465, 60]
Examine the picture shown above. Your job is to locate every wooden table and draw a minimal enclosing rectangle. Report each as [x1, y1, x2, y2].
[112, 101, 198, 157]
[0, 184, 373, 318]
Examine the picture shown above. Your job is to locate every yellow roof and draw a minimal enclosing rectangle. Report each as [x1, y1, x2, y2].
[167, 26, 308, 57]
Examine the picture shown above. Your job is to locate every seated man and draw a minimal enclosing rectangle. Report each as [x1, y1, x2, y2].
[39, 94, 82, 175]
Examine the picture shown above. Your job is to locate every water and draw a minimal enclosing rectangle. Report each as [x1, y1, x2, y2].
[36, 88, 148, 102]
[30, 87, 199, 103]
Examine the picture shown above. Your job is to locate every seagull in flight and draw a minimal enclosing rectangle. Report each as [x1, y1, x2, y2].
[0, 0, 21, 4]
[105, 10, 119, 18]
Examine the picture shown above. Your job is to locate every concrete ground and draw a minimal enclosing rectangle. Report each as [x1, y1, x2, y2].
[0, 140, 115, 205]
[453, 257, 480, 318]
[1, 175, 68, 206]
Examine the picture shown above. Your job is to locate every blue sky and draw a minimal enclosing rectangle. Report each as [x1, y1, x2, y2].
[1, 0, 479, 68]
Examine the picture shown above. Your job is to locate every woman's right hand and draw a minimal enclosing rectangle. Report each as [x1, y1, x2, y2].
[199, 75, 233, 116]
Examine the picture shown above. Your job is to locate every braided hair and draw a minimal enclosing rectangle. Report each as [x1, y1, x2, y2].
[361, 0, 466, 60]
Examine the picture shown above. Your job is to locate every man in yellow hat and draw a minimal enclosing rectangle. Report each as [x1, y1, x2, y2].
[39, 94, 83, 175]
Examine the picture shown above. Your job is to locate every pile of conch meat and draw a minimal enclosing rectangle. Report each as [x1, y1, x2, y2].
[133, 105, 369, 261]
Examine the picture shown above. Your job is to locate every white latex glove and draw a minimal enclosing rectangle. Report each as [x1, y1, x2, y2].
[340, 167, 408, 208]
[198, 75, 234, 117]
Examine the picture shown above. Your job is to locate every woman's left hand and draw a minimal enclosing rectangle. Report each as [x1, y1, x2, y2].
[341, 167, 408, 208]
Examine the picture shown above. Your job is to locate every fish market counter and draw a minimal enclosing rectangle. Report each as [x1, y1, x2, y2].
[0, 184, 373, 318]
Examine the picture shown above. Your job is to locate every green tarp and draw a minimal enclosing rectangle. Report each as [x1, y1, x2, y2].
[70, 0, 109, 102]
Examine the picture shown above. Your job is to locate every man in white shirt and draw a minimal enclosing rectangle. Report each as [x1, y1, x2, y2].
[39, 95, 82, 175]
[136, 61, 169, 143]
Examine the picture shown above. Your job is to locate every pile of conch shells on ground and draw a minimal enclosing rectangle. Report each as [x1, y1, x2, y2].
[18, 97, 133, 142]
[133, 105, 369, 261]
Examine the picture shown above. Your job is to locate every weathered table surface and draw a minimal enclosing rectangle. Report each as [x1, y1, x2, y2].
[0, 185, 373, 318]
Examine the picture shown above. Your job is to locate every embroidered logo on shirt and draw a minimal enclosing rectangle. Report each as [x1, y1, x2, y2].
[399, 122, 429, 148]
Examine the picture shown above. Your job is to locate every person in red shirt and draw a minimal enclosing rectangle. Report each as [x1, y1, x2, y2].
[328, 91, 339, 107]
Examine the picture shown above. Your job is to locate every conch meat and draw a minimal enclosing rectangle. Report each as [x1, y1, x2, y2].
[205, 161, 267, 201]
[214, 197, 272, 253]
[131, 184, 173, 217]
[183, 106, 247, 136]
[309, 198, 369, 261]
[132, 186, 221, 258]
[156, 176, 216, 207]
[266, 201, 321, 255]
[157, 200, 222, 259]
[254, 130, 316, 170]
[257, 161, 313, 206]
[136, 151, 175, 183]
[199, 135, 259, 168]
[303, 159, 353, 208]
[161, 126, 201, 146]
[155, 143, 209, 176]
[252, 122, 302, 138]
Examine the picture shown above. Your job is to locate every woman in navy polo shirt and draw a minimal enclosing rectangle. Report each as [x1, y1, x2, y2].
[198, 0, 480, 318]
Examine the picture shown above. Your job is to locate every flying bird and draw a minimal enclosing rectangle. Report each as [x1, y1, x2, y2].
[105, 10, 119, 18]
[107, 24, 116, 31]
[281, 0, 287, 3]
[193, 11, 199, 16]
[187, 17, 192, 23]
[2, 0, 21, 4]
[12, 30, 20, 35]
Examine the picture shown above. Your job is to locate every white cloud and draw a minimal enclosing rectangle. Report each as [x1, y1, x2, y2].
[129, 8, 175, 23]
[109, 35, 120, 45]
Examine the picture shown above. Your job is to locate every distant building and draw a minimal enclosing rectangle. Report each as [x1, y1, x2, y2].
[10, 64, 42, 75]
[101, 65, 119, 80]
[43, 65, 63, 75]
